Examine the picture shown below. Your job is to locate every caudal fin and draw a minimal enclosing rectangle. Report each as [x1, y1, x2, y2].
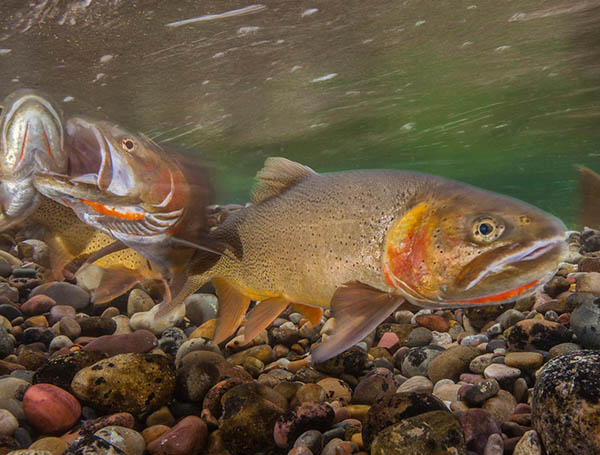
[578, 166, 600, 229]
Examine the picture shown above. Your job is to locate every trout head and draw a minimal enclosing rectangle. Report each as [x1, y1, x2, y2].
[0, 89, 64, 228]
[383, 181, 568, 307]
[33, 117, 190, 244]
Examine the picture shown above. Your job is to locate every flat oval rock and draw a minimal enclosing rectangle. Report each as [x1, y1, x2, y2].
[84, 330, 157, 356]
[31, 282, 90, 310]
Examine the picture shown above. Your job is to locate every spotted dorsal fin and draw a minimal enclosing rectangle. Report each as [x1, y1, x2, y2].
[251, 157, 316, 204]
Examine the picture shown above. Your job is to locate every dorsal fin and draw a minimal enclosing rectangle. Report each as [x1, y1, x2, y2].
[251, 157, 316, 204]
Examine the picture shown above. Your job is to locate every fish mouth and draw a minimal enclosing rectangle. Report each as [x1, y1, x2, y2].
[1, 90, 63, 175]
[64, 117, 136, 197]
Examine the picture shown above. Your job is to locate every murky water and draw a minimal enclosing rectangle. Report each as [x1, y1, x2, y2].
[1, 0, 600, 227]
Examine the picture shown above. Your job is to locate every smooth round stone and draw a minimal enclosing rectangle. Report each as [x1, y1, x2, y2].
[0, 408, 18, 436]
[57, 317, 81, 339]
[32, 349, 106, 391]
[497, 309, 525, 330]
[461, 334, 489, 346]
[482, 390, 517, 423]
[142, 424, 170, 444]
[316, 378, 352, 405]
[0, 283, 19, 302]
[21, 295, 56, 316]
[31, 282, 90, 310]
[470, 353, 494, 374]
[84, 329, 158, 356]
[112, 315, 132, 334]
[174, 338, 221, 367]
[146, 416, 207, 454]
[406, 327, 433, 347]
[504, 352, 544, 370]
[130, 304, 185, 336]
[23, 384, 81, 434]
[22, 327, 54, 345]
[293, 429, 322, 454]
[513, 430, 542, 455]
[362, 392, 448, 449]
[570, 298, 600, 349]
[430, 331, 453, 345]
[47, 305, 76, 325]
[532, 350, 600, 455]
[274, 402, 334, 449]
[484, 364, 521, 384]
[127, 289, 155, 316]
[78, 316, 117, 337]
[312, 346, 367, 376]
[415, 314, 449, 332]
[0, 304, 22, 321]
[397, 376, 433, 394]
[29, 436, 69, 454]
[184, 293, 217, 326]
[295, 383, 327, 404]
[427, 346, 479, 383]
[432, 381, 462, 403]
[484, 433, 504, 455]
[576, 272, 600, 294]
[48, 335, 72, 352]
[548, 342, 581, 359]
[371, 410, 466, 455]
[0, 377, 30, 400]
[71, 353, 175, 415]
[145, 406, 175, 427]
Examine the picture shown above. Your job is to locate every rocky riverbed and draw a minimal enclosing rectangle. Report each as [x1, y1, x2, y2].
[1, 215, 600, 455]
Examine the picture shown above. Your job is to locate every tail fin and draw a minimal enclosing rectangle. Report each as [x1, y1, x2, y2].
[578, 166, 600, 229]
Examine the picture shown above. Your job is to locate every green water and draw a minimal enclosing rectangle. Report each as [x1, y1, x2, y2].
[1, 0, 599, 227]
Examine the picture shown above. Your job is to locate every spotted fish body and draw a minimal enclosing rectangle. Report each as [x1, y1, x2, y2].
[170, 158, 567, 362]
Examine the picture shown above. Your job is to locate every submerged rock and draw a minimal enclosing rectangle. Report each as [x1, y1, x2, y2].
[532, 350, 600, 455]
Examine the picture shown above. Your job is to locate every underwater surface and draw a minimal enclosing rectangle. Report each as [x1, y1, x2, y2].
[1, 0, 599, 227]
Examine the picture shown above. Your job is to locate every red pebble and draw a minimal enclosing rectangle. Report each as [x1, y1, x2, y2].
[415, 314, 449, 332]
[377, 332, 400, 352]
[146, 416, 207, 454]
[23, 383, 81, 434]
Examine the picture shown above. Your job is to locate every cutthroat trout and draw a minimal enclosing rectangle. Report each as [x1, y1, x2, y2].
[578, 166, 600, 228]
[166, 158, 567, 362]
[33, 117, 222, 282]
[0, 89, 65, 229]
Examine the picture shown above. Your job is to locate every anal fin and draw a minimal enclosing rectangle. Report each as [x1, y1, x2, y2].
[243, 297, 289, 344]
[291, 303, 323, 326]
[212, 277, 251, 344]
[310, 281, 403, 363]
[84, 265, 145, 304]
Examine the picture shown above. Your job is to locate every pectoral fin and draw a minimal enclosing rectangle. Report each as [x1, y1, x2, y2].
[291, 303, 324, 326]
[310, 281, 404, 364]
[243, 297, 289, 344]
[212, 278, 251, 344]
[85, 265, 146, 304]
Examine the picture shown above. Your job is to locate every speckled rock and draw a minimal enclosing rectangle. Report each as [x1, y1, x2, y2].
[362, 392, 449, 449]
[71, 353, 175, 415]
[28, 436, 69, 454]
[458, 408, 501, 454]
[513, 430, 542, 455]
[202, 378, 247, 418]
[33, 350, 106, 391]
[175, 353, 220, 403]
[312, 346, 367, 376]
[78, 317, 116, 337]
[84, 330, 158, 356]
[505, 319, 571, 351]
[31, 282, 90, 310]
[146, 416, 207, 454]
[482, 389, 517, 423]
[532, 350, 600, 455]
[352, 368, 397, 405]
[0, 328, 15, 358]
[23, 384, 81, 434]
[126, 289, 155, 316]
[460, 378, 499, 406]
[427, 345, 478, 383]
[274, 401, 334, 449]
[370, 410, 466, 455]
[219, 382, 287, 455]
[570, 297, 600, 349]
[316, 377, 352, 405]
[400, 345, 444, 377]
[66, 425, 145, 455]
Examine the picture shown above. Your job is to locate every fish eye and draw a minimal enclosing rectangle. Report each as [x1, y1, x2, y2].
[121, 138, 137, 153]
[472, 217, 504, 242]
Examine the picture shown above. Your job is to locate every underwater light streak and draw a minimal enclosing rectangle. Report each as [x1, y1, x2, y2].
[166, 5, 267, 27]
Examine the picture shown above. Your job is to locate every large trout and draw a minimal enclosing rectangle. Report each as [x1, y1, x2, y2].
[167, 158, 567, 362]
